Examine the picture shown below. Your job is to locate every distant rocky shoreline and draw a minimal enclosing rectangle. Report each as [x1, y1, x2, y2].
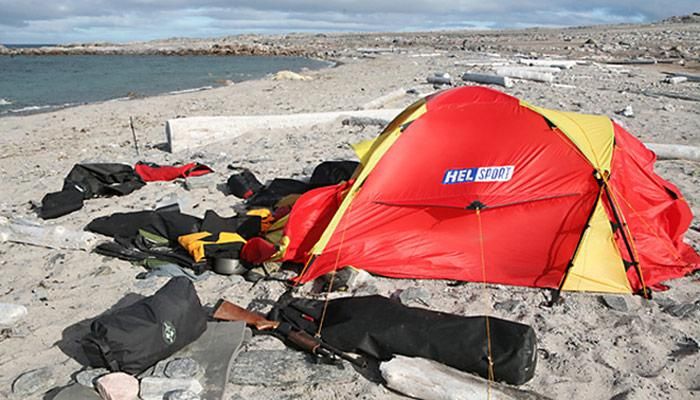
[2, 14, 699, 65]
[0, 42, 308, 57]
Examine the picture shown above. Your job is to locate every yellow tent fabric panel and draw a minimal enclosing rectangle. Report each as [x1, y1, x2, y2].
[311, 101, 428, 255]
[562, 198, 632, 293]
[351, 138, 377, 165]
[521, 102, 614, 173]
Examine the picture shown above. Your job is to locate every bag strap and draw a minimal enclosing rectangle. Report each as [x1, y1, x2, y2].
[92, 338, 120, 371]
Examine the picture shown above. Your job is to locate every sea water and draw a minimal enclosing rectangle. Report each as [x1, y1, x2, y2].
[0, 55, 330, 115]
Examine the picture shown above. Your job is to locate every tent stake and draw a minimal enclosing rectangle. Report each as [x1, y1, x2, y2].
[129, 116, 140, 156]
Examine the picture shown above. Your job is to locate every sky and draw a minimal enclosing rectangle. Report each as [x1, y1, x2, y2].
[0, 1, 697, 44]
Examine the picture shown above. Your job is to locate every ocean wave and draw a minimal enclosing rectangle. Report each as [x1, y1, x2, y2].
[6, 102, 76, 114]
[0, 98, 12, 106]
[105, 96, 132, 102]
[8, 105, 55, 113]
[168, 86, 213, 95]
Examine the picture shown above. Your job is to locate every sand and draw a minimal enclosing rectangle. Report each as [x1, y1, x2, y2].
[0, 19, 699, 400]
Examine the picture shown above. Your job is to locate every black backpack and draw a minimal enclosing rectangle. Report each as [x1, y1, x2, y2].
[81, 277, 207, 375]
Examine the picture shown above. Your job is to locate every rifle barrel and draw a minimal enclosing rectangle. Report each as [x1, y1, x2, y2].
[214, 299, 366, 368]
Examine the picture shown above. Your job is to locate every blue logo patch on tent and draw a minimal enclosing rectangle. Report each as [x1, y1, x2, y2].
[442, 166, 515, 184]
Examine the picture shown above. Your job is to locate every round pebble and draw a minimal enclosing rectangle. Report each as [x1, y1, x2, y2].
[164, 358, 201, 379]
[12, 367, 55, 396]
[165, 389, 201, 400]
[75, 368, 109, 389]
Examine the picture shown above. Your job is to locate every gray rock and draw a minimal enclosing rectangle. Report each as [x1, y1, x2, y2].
[164, 389, 201, 400]
[139, 377, 203, 400]
[615, 105, 634, 118]
[600, 295, 628, 312]
[669, 336, 699, 359]
[341, 116, 389, 128]
[75, 368, 109, 388]
[397, 287, 431, 306]
[230, 350, 357, 386]
[0, 303, 27, 326]
[357, 284, 380, 296]
[12, 367, 56, 396]
[165, 358, 201, 379]
[146, 359, 170, 377]
[494, 299, 521, 313]
[663, 302, 699, 318]
[53, 383, 102, 400]
[316, 268, 372, 292]
[184, 175, 216, 191]
[32, 287, 49, 302]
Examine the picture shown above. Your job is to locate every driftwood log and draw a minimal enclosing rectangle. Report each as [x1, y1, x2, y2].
[427, 76, 453, 86]
[495, 67, 555, 83]
[380, 356, 551, 400]
[518, 58, 577, 69]
[462, 72, 514, 88]
[165, 109, 403, 153]
[645, 143, 700, 162]
[361, 88, 408, 110]
[640, 90, 700, 102]
[663, 72, 700, 82]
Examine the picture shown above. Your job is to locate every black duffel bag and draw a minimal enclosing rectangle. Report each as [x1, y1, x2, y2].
[81, 277, 207, 375]
[270, 294, 537, 385]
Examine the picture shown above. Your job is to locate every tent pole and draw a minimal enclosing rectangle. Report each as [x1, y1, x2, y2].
[601, 184, 650, 298]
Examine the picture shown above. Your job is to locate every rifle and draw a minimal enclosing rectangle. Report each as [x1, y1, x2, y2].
[213, 299, 366, 368]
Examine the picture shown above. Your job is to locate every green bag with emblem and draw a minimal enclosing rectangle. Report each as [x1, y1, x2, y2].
[81, 277, 207, 374]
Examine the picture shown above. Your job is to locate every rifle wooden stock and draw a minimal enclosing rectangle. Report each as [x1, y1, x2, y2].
[213, 300, 279, 331]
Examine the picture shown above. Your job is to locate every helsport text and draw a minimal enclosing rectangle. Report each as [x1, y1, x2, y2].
[442, 166, 515, 184]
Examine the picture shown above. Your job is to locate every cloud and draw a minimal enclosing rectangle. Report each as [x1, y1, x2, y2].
[0, 1, 696, 43]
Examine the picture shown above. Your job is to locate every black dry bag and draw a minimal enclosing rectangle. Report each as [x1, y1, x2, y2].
[81, 277, 207, 375]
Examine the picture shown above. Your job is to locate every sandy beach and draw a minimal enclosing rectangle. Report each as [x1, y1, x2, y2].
[0, 17, 699, 400]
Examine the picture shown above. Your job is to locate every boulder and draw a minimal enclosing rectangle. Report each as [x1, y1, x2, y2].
[272, 70, 312, 81]
[139, 377, 203, 400]
[95, 372, 139, 400]
[12, 367, 56, 397]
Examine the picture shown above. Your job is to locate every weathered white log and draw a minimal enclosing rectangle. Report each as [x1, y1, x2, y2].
[0, 217, 101, 251]
[341, 116, 389, 127]
[361, 88, 408, 110]
[517, 66, 562, 74]
[640, 90, 700, 102]
[380, 356, 551, 400]
[356, 47, 395, 54]
[645, 143, 700, 162]
[427, 76, 452, 86]
[454, 60, 511, 67]
[409, 53, 443, 58]
[461, 72, 514, 88]
[605, 59, 657, 65]
[664, 72, 700, 82]
[494, 67, 555, 83]
[166, 109, 403, 153]
[518, 59, 577, 69]
[664, 76, 688, 84]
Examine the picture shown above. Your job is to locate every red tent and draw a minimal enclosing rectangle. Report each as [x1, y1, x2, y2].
[281, 87, 699, 294]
